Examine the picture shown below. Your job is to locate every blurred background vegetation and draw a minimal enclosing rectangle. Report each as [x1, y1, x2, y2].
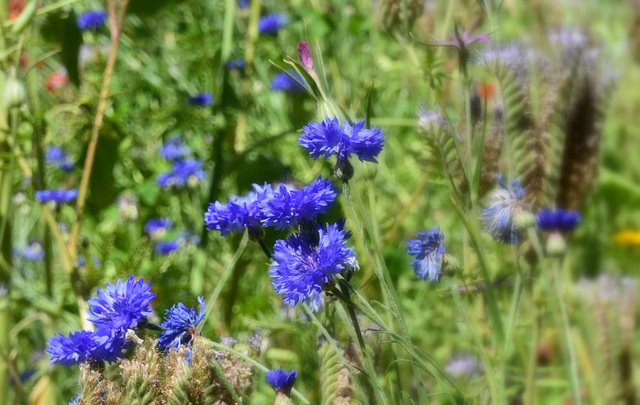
[1, 0, 639, 403]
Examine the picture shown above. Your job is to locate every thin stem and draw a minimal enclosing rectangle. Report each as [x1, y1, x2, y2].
[552, 258, 582, 405]
[337, 280, 366, 350]
[258, 239, 272, 259]
[69, 0, 129, 258]
[525, 308, 540, 405]
[342, 181, 443, 400]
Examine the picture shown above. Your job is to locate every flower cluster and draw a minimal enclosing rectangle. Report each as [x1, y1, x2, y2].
[407, 228, 446, 282]
[157, 137, 206, 189]
[77, 10, 107, 31]
[46, 276, 155, 366]
[480, 177, 526, 244]
[157, 159, 207, 190]
[145, 218, 172, 239]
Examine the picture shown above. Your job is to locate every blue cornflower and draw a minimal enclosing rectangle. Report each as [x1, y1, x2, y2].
[34, 189, 78, 204]
[46, 146, 75, 172]
[300, 116, 385, 163]
[271, 71, 305, 93]
[77, 255, 101, 269]
[269, 222, 356, 307]
[258, 14, 289, 35]
[173, 159, 206, 186]
[19, 240, 45, 262]
[177, 231, 200, 247]
[154, 240, 180, 256]
[535, 209, 581, 233]
[188, 93, 214, 106]
[205, 183, 273, 237]
[407, 229, 446, 282]
[157, 159, 206, 190]
[259, 177, 338, 230]
[266, 369, 298, 396]
[480, 177, 526, 244]
[87, 275, 156, 349]
[226, 58, 246, 71]
[77, 11, 108, 31]
[145, 218, 172, 239]
[45, 330, 123, 366]
[238, 0, 249, 8]
[160, 136, 191, 161]
[158, 297, 205, 351]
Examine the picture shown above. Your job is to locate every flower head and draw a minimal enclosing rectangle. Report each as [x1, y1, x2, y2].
[259, 177, 338, 230]
[300, 116, 385, 163]
[35, 189, 78, 204]
[269, 222, 356, 307]
[160, 136, 191, 161]
[154, 240, 180, 256]
[46, 146, 75, 172]
[407, 228, 446, 282]
[188, 93, 214, 106]
[158, 297, 205, 351]
[205, 183, 273, 237]
[480, 177, 526, 244]
[271, 71, 305, 93]
[46, 330, 123, 366]
[266, 369, 298, 396]
[535, 209, 581, 233]
[445, 354, 484, 379]
[117, 193, 138, 223]
[226, 58, 246, 71]
[87, 275, 156, 349]
[77, 10, 107, 31]
[144, 218, 172, 239]
[17, 240, 45, 262]
[258, 14, 289, 35]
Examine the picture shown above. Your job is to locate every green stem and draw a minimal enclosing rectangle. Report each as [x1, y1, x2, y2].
[552, 258, 582, 405]
[342, 181, 433, 401]
[202, 231, 248, 327]
[525, 308, 540, 405]
[70, 0, 129, 258]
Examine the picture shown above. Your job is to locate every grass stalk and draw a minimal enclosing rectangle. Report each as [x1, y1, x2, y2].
[70, 0, 129, 258]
